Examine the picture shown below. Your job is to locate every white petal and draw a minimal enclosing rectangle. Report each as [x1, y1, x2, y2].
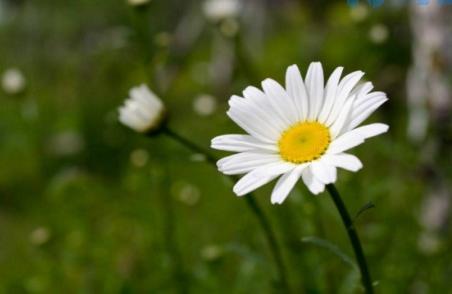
[318, 67, 343, 123]
[242, 86, 287, 131]
[262, 78, 298, 125]
[227, 108, 278, 143]
[228, 95, 282, 140]
[217, 152, 280, 175]
[327, 123, 389, 154]
[211, 134, 278, 153]
[233, 162, 295, 196]
[347, 94, 388, 131]
[350, 92, 386, 120]
[119, 110, 148, 131]
[327, 132, 364, 155]
[325, 71, 364, 126]
[233, 173, 280, 196]
[311, 160, 337, 184]
[321, 153, 363, 172]
[285, 65, 309, 121]
[352, 82, 374, 104]
[353, 123, 389, 139]
[336, 71, 365, 101]
[329, 94, 356, 138]
[270, 164, 307, 204]
[305, 62, 325, 120]
[301, 166, 325, 195]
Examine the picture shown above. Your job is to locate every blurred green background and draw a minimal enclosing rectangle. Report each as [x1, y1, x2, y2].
[0, 0, 451, 293]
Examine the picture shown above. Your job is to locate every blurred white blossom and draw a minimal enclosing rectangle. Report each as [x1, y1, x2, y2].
[30, 227, 51, 246]
[130, 148, 149, 167]
[369, 24, 389, 44]
[193, 94, 217, 116]
[47, 131, 85, 156]
[173, 182, 201, 206]
[420, 193, 449, 231]
[190, 153, 207, 162]
[127, 0, 150, 7]
[201, 244, 223, 261]
[350, 4, 368, 22]
[1, 68, 26, 94]
[203, 0, 240, 22]
[417, 232, 441, 254]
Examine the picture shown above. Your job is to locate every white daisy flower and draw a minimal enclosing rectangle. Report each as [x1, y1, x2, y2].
[211, 62, 389, 204]
[118, 84, 166, 133]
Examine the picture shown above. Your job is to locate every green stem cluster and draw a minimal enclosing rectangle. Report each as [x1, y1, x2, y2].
[162, 127, 290, 293]
[162, 126, 374, 294]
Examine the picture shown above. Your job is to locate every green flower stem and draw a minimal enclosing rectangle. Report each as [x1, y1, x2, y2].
[326, 184, 374, 294]
[162, 126, 290, 293]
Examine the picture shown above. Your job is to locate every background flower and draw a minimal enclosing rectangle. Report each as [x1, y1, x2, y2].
[1, 67, 26, 94]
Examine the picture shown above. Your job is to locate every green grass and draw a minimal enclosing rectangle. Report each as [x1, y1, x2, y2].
[0, 0, 450, 293]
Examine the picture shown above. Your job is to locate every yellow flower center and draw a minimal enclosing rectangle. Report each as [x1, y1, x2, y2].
[278, 122, 331, 164]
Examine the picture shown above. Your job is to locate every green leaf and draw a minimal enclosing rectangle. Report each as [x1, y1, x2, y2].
[354, 201, 376, 221]
[301, 236, 357, 270]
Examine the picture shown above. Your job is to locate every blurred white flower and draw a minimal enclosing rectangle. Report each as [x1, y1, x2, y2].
[193, 94, 217, 116]
[127, 0, 150, 7]
[369, 24, 389, 44]
[1, 68, 26, 94]
[130, 148, 149, 167]
[201, 244, 223, 261]
[350, 4, 368, 22]
[174, 182, 201, 206]
[118, 84, 166, 133]
[417, 232, 440, 255]
[47, 131, 85, 156]
[30, 227, 51, 246]
[420, 193, 449, 231]
[212, 62, 389, 204]
[203, 0, 240, 22]
[190, 153, 207, 162]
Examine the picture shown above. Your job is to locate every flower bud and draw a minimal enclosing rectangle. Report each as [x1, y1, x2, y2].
[118, 84, 166, 134]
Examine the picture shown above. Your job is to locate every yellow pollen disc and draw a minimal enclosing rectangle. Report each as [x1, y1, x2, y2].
[278, 122, 331, 164]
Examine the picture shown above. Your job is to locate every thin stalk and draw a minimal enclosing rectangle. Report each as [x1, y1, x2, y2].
[162, 126, 290, 293]
[160, 162, 189, 294]
[243, 195, 290, 293]
[326, 184, 373, 294]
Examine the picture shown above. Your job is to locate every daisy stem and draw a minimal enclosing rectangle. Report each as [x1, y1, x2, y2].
[326, 184, 373, 294]
[162, 126, 290, 293]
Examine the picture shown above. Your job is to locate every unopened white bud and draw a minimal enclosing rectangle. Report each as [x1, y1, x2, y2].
[118, 84, 166, 133]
